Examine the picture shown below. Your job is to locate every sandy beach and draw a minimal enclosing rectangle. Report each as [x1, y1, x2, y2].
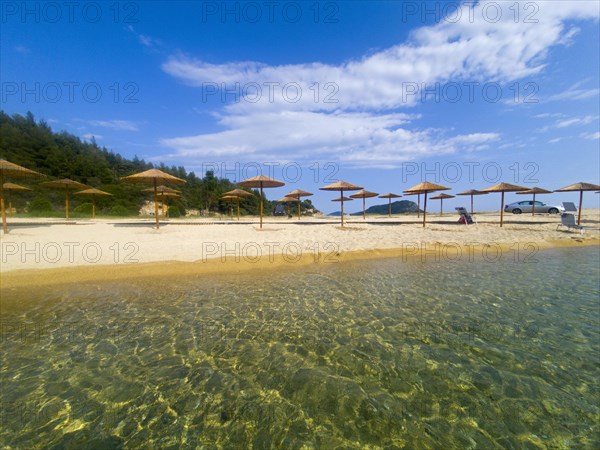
[1, 209, 598, 288]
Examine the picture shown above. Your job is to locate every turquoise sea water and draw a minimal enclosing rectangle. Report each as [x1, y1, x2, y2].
[1, 246, 599, 449]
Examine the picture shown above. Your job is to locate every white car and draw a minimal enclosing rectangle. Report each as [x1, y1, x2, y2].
[504, 201, 564, 214]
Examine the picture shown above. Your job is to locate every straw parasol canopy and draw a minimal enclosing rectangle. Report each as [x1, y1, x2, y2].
[42, 178, 89, 222]
[276, 196, 299, 217]
[121, 169, 186, 229]
[0, 159, 44, 233]
[74, 188, 113, 219]
[320, 181, 363, 227]
[480, 182, 528, 227]
[286, 189, 313, 220]
[237, 175, 285, 229]
[142, 185, 181, 195]
[404, 182, 451, 227]
[3, 182, 32, 191]
[516, 187, 553, 216]
[456, 189, 488, 216]
[159, 192, 181, 219]
[221, 194, 240, 219]
[402, 191, 422, 218]
[378, 193, 402, 217]
[3, 182, 32, 215]
[221, 189, 253, 221]
[349, 189, 379, 220]
[143, 185, 183, 219]
[555, 182, 600, 225]
[223, 188, 253, 198]
[430, 193, 455, 216]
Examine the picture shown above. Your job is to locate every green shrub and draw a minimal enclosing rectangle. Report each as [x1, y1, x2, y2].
[73, 202, 93, 214]
[28, 198, 53, 213]
[168, 205, 182, 218]
[108, 205, 130, 216]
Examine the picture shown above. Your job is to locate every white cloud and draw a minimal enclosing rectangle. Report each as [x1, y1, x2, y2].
[539, 115, 599, 132]
[160, 111, 499, 167]
[127, 25, 162, 50]
[82, 133, 103, 140]
[555, 116, 598, 128]
[534, 113, 566, 119]
[159, 0, 598, 167]
[546, 80, 600, 102]
[14, 45, 30, 54]
[87, 120, 139, 131]
[581, 131, 600, 140]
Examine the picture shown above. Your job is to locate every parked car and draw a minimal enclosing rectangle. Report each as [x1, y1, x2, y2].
[504, 201, 564, 214]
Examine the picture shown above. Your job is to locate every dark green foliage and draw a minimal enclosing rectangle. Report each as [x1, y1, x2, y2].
[0, 111, 321, 218]
[109, 205, 130, 217]
[73, 203, 93, 214]
[168, 205, 182, 218]
[349, 200, 419, 215]
[28, 197, 53, 213]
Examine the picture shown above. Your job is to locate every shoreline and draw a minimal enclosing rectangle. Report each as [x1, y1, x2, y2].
[1, 238, 598, 290]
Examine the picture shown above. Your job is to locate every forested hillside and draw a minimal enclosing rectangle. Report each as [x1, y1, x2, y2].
[0, 111, 316, 217]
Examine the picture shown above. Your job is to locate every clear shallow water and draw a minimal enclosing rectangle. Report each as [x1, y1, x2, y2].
[1, 247, 599, 449]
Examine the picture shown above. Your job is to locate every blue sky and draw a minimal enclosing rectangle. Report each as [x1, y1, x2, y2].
[1, 1, 599, 213]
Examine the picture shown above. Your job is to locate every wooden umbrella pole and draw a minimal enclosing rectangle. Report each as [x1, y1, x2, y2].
[440, 198, 443, 216]
[92, 197, 96, 220]
[154, 179, 159, 229]
[297, 195, 301, 220]
[363, 197, 366, 220]
[0, 176, 7, 234]
[237, 198, 240, 221]
[532, 193, 536, 216]
[417, 194, 421, 218]
[65, 188, 69, 223]
[471, 195, 474, 216]
[500, 192, 505, 227]
[161, 197, 165, 219]
[578, 190, 583, 225]
[422, 192, 427, 227]
[259, 184, 263, 228]
[388, 198, 391, 217]
[340, 189, 344, 227]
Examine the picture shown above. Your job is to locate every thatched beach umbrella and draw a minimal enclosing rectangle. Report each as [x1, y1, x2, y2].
[286, 189, 313, 220]
[516, 187, 552, 216]
[480, 182, 527, 227]
[42, 178, 89, 222]
[0, 159, 44, 233]
[159, 192, 181, 219]
[222, 189, 253, 221]
[403, 191, 423, 218]
[238, 175, 285, 229]
[349, 189, 379, 220]
[320, 181, 363, 227]
[331, 196, 354, 222]
[555, 182, 600, 225]
[221, 195, 240, 219]
[276, 196, 299, 217]
[121, 169, 186, 229]
[3, 182, 32, 214]
[404, 182, 450, 227]
[143, 185, 182, 219]
[378, 193, 402, 217]
[430, 193, 455, 216]
[456, 189, 488, 216]
[74, 188, 113, 219]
